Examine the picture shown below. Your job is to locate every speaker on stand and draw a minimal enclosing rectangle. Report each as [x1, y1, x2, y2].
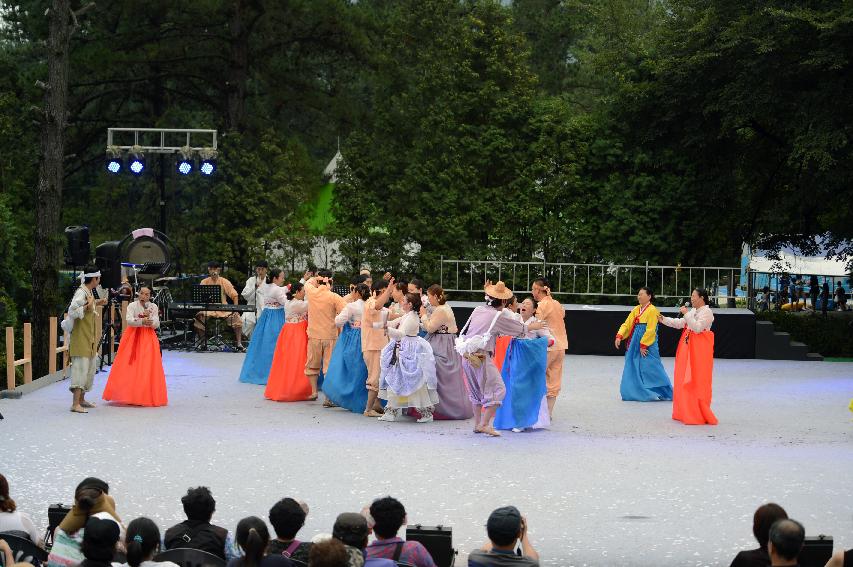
[64, 225, 91, 267]
[95, 240, 123, 290]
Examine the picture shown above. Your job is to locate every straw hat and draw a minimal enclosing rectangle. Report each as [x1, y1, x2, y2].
[485, 280, 513, 300]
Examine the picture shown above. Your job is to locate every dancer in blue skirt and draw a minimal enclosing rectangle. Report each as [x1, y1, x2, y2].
[238, 269, 287, 385]
[495, 297, 552, 431]
[614, 287, 673, 401]
[322, 283, 371, 412]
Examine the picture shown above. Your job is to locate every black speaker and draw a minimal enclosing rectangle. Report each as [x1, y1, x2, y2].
[95, 240, 122, 290]
[800, 535, 833, 567]
[406, 525, 455, 567]
[64, 226, 90, 266]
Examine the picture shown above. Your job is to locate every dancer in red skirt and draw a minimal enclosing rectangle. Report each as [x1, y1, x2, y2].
[102, 286, 167, 406]
[265, 282, 312, 401]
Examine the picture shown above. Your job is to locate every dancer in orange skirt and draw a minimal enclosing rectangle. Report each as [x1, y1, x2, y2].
[102, 286, 167, 406]
[659, 287, 718, 425]
[265, 282, 312, 401]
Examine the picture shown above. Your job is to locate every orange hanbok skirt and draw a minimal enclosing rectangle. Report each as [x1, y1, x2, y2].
[672, 328, 718, 425]
[265, 320, 312, 401]
[102, 326, 167, 406]
[493, 335, 513, 372]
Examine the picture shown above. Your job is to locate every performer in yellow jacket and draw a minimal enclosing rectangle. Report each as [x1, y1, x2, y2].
[614, 287, 674, 401]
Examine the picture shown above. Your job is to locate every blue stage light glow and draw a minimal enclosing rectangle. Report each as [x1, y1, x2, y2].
[199, 160, 216, 176]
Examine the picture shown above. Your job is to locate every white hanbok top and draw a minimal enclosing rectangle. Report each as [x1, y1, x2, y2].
[660, 305, 714, 333]
[520, 315, 556, 345]
[335, 298, 365, 328]
[242, 276, 266, 315]
[68, 286, 95, 321]
[126, 301, 160, 329]
[284, 298, 308, 323]
[387, 311, 421, 339]
[262, 283, 288, 308]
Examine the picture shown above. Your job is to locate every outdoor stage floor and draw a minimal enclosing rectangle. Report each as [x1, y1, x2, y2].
[2, 353, 852, 566]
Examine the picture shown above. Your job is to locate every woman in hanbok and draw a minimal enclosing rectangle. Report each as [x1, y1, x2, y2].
[614, 287, 673, 401]
[264, 283, 311, 401]
[659, 287, 718, 425]
[387, 282, 407, 322]
[457, 281, 545, 437]
[102, 286, 167, 406]
[322, 283, 371, 413]
[420, 285, 472, 420]
[238, 269, 287, 385]
[378, 293, 439, 423]
[494, 297, 552, 431]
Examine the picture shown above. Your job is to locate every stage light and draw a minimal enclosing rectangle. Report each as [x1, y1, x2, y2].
[129, 156, 145, 175]
[105, 157, 122, 174]
[176, 159, 193, 175]
[199, 159, 216, 176]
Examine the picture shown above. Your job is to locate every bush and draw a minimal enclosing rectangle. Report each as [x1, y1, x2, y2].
[756, 311, 853, 357]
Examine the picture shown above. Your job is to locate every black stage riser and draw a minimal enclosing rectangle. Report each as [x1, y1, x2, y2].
[447, 302, 756, 359]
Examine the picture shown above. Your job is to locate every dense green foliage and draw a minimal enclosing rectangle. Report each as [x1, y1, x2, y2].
[0, 0, 851, 332]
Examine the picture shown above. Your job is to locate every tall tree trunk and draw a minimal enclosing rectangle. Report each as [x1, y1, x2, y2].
[32, 0, 76, 379]
[226, 1, 250, 133]
[226, 0, 263, 133]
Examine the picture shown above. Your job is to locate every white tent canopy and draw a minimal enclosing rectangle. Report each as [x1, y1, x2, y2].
[747, 248, 849, 277]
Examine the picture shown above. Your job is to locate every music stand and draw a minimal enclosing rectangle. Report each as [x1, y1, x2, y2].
[191, 284, 222, 351]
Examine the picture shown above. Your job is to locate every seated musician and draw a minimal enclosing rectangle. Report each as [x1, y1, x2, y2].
[194, 261, 245, 351]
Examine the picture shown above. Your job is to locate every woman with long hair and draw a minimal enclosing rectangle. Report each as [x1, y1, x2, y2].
[659, 287, 718, 425]
[265, 283, 311, 401]
[239, 269, 287, 385]
[0, 473, 41, 543]
[123, 517, 179, 567]
[227, 517, 291, 567]
[614, 287, 673, 402]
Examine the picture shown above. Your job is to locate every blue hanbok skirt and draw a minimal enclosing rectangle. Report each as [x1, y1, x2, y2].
[619, 323, 673, 401]
[238, 307, 285, 385]
[494, 337, 549, 430]
[322, 323, 369, 413]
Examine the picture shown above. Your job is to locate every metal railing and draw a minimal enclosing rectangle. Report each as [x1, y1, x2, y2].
[439, 257, 742, 303]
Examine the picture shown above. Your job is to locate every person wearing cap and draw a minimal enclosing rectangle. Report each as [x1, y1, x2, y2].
[241, 260, 270, 338]
[68, 264, 107, 413]
[531, 277, 568, 419]
[331, 513, 395, 567]
[468, 506, 539, 567]
[457, 281, 544, 436]
[48, 479, 125, 567]
[78, 516, 121, 567]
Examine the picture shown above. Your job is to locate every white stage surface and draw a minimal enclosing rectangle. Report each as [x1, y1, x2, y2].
[2, 352, 851, 566]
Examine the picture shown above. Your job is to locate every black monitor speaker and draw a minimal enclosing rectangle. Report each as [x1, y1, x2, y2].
[95, 240, 122, 290]
[800, 535, 833, 567]
[64, 225, 90, 266]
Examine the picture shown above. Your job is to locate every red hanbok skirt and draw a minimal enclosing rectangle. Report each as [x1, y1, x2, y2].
[265, 320, 312, 401]
[102, 326, 167, 406]
[493, 335, 513, 372]
[672, 328, 718, 425]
